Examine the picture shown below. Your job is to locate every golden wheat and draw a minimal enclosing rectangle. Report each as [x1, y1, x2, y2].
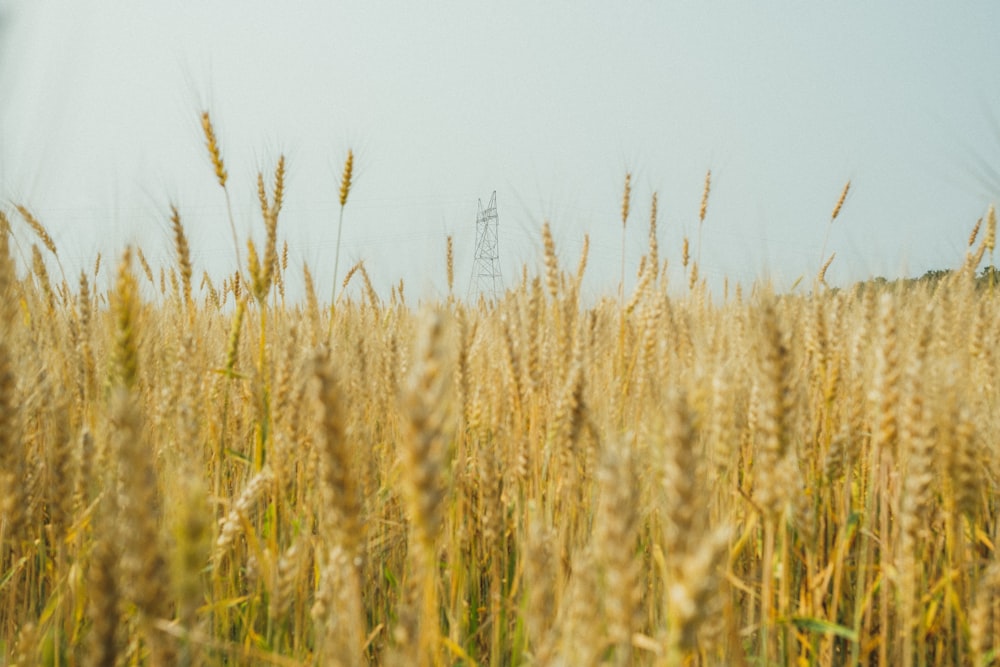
[3, 137, 1000, 667]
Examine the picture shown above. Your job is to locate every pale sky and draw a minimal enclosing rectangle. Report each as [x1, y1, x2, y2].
[2, 2, 1000, 302]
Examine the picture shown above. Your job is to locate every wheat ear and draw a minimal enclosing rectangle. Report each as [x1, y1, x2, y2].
[170, 204, 194, 311]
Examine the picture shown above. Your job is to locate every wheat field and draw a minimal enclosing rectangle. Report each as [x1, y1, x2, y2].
[1, 124, 1000, 666]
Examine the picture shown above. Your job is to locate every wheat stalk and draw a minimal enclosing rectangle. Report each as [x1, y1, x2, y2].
[331, 149, 354, 308]
[200, 111, 242, 272]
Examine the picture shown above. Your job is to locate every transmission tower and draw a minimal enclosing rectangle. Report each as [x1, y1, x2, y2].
[467, 191, 503, 301]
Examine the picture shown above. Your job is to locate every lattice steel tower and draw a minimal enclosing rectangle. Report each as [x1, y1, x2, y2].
[468, 191, 503, 300]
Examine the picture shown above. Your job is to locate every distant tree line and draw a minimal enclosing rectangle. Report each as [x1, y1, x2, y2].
[850, 265, 1000, 292]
